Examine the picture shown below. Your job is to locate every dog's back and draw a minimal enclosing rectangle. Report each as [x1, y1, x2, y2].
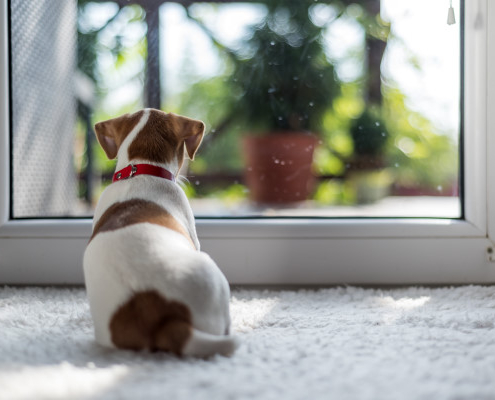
[84, 221, 234, 356]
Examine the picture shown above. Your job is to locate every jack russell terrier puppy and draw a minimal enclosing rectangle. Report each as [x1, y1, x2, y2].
[84, 109, 238, 357]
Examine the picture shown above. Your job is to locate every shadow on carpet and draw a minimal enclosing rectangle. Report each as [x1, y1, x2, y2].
[1, 285, 495, 400]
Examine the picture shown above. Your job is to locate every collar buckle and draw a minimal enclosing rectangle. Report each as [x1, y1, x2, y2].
[129, 164, 137, 178]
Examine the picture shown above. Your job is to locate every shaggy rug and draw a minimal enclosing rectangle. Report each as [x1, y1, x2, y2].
[1, 285, 495, 400]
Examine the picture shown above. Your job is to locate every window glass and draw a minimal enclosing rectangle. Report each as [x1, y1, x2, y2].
[10, 0, 461, 218]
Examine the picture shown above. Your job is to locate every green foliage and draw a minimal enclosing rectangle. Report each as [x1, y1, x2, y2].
[210, 184, 249, 203]
[78, 2, 145, 84]
[314, 147, 346, 176]
[181, 181, 248, 205]
[77, 1, 147, 190]
[168, 75, 244, 174]
[347, 169, 394, 204]
[169, 75, 233, 124]
[314, 180, 353, 205]
[313, 83, 360, 176]
[349, 108, 388, 157]
[383, 88, 458, 191]
[180, 181, 197, 199]
[224, 0, 340, 134]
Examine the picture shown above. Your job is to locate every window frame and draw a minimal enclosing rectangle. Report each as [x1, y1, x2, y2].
[2, 0, 495, 285]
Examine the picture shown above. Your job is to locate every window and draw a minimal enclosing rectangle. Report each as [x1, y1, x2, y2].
[1, 0, 494, 285]
[12, 0, 462, 218]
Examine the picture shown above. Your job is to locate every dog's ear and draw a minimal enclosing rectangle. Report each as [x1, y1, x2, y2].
[172, 115, 205, 160]
[184, 120, 205, 160]
[94, 112, 143, 160]
[94, 120, 119, 159]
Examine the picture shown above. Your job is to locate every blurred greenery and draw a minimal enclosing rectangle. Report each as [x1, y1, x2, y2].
[168, 75, 245, 174]
[76, 0, 459, 209]
[350, 107, 388, 157]
[77, 1, 147, 204]
[222, 0, 340, 134]
[383, 87, 458, 193]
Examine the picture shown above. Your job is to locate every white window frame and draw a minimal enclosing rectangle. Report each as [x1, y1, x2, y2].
[1, 0, 495, 285]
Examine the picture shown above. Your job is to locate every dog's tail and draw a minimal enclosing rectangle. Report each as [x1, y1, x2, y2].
[182, 329, 240, 358]
[109, 290, 239, 357]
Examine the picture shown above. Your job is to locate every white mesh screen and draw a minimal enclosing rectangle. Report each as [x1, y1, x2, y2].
[11, 0, 78, 217]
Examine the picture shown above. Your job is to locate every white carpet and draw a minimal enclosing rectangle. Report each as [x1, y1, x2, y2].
[1, 285, 495, 400]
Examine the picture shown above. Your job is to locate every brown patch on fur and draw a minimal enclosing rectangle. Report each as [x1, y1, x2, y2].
[128, 109, 177, 164]
[90, 199, 195, 248]
[127, 109, 205, 166]
[94, 111, 144, 159]
[110, 290, 192, 355]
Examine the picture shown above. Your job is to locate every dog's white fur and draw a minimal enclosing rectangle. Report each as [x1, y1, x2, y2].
[83, 109, 237, 357]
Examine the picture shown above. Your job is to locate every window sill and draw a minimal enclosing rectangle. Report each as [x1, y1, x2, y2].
[0, 216, 483, 239]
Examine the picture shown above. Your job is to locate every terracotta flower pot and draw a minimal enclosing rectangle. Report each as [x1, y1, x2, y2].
[243, 133, 318, 204]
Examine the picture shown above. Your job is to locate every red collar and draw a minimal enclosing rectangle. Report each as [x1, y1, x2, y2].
[112, 164, 176, 183]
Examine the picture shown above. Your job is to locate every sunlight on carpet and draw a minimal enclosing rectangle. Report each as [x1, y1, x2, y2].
[1, 286, 495, 400]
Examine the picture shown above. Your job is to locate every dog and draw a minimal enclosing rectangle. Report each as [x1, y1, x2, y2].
[83, 108, 238, 357]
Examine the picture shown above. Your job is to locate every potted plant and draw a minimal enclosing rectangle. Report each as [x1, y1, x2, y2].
[227, 0, 340, 204]
[348, 108, 392, 204]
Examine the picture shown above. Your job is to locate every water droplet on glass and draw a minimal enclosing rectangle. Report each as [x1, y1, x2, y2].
[293, 76, 299, 81]
[274, 159, 280, 164]
[195, 180, 200, 185]
[270, 41, 275, 46]
[437, 185, 443, 191]
[268, 87, 277, 94]
[381, 132, 386, 136]
[394, 163, 399, 168]
[309, 102, 314, 107]
[375, 122, 380, 126]
[280, 161, 286, 165]
[278, 116, 283, 121]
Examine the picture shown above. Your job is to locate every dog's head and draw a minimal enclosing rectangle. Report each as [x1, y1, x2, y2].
[94, 109, 205, 170]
